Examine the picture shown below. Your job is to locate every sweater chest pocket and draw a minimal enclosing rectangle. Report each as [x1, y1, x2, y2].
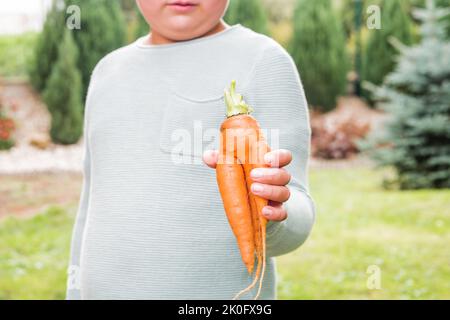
[159, 93, 224, 160]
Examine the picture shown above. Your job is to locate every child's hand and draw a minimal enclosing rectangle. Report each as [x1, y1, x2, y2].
[203, 149, 292, 222]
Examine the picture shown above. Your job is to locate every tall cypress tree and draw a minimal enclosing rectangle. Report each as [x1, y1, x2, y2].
[29, 0, 65, 92]
[340, 0, 375, 39]
[43, 30, 83, 145]
[362, 0, 414, 94]
[224, 0, 269, 34]
[289, 0, 350, 111]
[362, 0, 450, 189]
[107, 0, 127, 44]
[66, 0, 126, 97]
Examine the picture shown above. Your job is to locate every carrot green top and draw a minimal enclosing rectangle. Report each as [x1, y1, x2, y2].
[224, 80, 254, 117]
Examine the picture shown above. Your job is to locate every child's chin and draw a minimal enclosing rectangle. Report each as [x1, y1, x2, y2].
[168, 16, 201, 29]
[165, 22, 207, 41]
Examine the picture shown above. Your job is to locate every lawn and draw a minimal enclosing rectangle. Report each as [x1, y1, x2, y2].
[0, 33, 37, 79]
[0, 168, 449, 300]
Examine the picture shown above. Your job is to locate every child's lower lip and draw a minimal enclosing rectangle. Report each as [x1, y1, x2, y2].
[167, 3, 197, 13]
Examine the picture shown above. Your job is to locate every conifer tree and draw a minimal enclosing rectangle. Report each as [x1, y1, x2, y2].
[66, 0, 126, 96]
[224, 0, 269, 34]
[363, 0, 450, 189]
[43, 30, 83, 145]
[412, 0, 450, 37]
[435, 0, 450, 36]
[29, 0, 65, 92]
[340, 0, 375, 39]
[289, 0, 350, 111]
[362, 0, 414, 93]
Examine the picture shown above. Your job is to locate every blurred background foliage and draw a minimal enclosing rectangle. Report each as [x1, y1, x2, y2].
[362, 0, 414, 100]
[361, 1, 450, 189]
[290, 0, 350, 111]
[224, 0, 269, 34]
[0, 0, 449, 300]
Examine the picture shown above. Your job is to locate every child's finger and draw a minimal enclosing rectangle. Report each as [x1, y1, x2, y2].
[251, 183, 291, 202]
[250, 168, 291, 186]
[262, 205, 287, 221]
[202, 150, 219, 168]
[264, 149, 292, 168]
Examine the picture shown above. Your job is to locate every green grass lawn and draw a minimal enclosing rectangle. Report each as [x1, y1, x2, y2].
[0, 168, 449, 299]
[0, 33, 37, 79]
[278, 168, 450, 299]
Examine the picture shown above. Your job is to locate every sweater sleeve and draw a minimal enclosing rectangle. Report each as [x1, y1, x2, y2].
[245, 41, 316, 257]
[66, 68, 97, 300]
[66, 119, 90, 300]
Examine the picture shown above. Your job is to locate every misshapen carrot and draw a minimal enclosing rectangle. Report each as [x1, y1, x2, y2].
[216, 160, 256, 273]
[216, 80, 270, 300]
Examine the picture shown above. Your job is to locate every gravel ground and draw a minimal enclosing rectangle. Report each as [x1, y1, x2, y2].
[0, 81, 83, 174]
[0, 144, 83, 174]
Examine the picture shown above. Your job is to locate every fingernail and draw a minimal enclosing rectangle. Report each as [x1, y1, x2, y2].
[262, 207, 273, 217]
[251, 183, 264, 193]
[203, 150, 212, 157]
[264, 153, 273, 165]
[251, 169, 264, 179]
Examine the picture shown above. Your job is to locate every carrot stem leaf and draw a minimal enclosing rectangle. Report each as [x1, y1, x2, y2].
[224, 80, 253, 117]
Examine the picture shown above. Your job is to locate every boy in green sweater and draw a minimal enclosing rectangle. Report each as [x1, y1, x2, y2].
[67, 0, 315, 299]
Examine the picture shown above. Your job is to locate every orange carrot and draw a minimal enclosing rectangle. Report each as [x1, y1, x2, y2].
[216, 80, 270, 300]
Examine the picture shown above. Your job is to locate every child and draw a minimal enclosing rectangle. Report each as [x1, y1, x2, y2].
[66, 0, 315, 300]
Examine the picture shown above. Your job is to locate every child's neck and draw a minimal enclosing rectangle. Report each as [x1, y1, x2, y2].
[147, 21, 228, 45]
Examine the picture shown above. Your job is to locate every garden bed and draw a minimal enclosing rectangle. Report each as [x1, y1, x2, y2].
[0, 81, 83, 174]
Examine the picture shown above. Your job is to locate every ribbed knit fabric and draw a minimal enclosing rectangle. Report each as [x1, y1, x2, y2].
[66, 24, 315, 300]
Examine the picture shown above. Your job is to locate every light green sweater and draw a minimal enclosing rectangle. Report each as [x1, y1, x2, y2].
[66, 24, 315, 300]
